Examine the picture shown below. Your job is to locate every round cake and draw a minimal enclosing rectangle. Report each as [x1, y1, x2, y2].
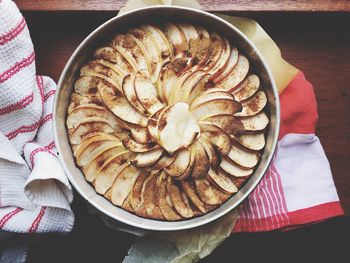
[66, 23, 269, 221]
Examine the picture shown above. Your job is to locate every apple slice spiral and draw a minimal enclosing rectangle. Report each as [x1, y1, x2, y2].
[67, 22, 270, 220]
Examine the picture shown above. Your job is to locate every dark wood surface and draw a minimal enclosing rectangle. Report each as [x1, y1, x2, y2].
[14, 0, 350, 12]
[15, 5, 350, 263]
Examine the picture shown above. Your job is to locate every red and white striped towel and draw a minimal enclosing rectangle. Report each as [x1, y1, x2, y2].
[234, 71, 343, 232]
[0, 0, 74, 261]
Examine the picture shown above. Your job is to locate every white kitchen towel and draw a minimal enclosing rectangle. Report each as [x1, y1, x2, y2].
[0, 0, 74, 262]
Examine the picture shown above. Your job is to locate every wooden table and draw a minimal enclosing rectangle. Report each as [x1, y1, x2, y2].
[13, 1, 350, 262]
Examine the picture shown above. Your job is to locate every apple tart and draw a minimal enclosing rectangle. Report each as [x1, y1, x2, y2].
[67, 23, 269, 220]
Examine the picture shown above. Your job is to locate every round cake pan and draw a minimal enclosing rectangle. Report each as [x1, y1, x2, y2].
[53, 6, 280, 232]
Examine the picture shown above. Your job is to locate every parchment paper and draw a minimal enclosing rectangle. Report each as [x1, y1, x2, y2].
[116, 1, 299, 262]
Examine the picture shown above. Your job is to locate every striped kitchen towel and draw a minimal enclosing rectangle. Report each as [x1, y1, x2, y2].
[0, 0, 74, 262]
[233, 71, 343, 232]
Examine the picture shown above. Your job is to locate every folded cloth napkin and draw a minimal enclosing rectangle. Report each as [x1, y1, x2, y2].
[0, 0, 74, 262]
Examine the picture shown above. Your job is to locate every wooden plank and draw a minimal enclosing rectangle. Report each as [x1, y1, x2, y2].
[15, 0, 350, 12]
[24, 12, 350, 215]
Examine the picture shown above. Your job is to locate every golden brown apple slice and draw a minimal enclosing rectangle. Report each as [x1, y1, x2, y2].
[186, 74, 211, 105]
[167, 178, 194, 218]
[98, 81, 148, 127]
[158, 173, 182, 220]
[165, 148, 191, 178]
[130, 172, 148, 211]
[93, 46, 133, 74]
[201, 32, 223, 72]
[220, 158, 253, 177]
[122, 74, 146, 114]
[234, 90, 267, 117]
[212, 47, 239, 83]
[232, 74, 260, 101]
[94, 59, 128, 79]
[130, 126, 152, 144]
[176, 70, 210, 103]
[208, 169, 238, 194]
[110, 163, 141, 206]
[190, 98, 242, 121]
[139, 24, 173, 62]
[240, 111, 269, 131]
[168, 70, 194, 104]
[182, 181, 207, 213]
[208, 36, 231, 77]
[74, 76, 100, 95]
[83, 145, 126, 182]
[227, 143, 260, 169]
[198, 135, 221, 169]
[122, 136, 159, 153]
[147, 106, 168, 143]
[134, 71, 164, 115]
[191, 140, 210, 179]
[128, 28, 162, 83]
[190, 88, 235, 108]
[216, 55, 249, 92]
[232, 132, 266, 151]
[80, 61, 123, 89]
[146, 152, 176, 171]
[195, 178, 221, 205]
[94, 154, 130, 195]
[158, 102, 200, 153]
[176, 22, 200, 56]
[163, 22, 188, 57]
[199, 122, 232, 155]
[66, 104, 119, 130]
[141, 171, 164, 219]
[202, 114, 244, 135]
[68, 93, 103, 113]
[131, 148, 164, 168]
[68, 117, 114, 144]
[192, 25, 211, 67]
[112, 34, 148, 75]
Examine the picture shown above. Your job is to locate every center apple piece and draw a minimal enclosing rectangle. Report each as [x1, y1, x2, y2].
[159, 102, 200, 153]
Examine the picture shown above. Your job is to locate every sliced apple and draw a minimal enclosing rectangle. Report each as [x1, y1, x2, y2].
[190, 98, 242, 121]
[201, 32, 223, 72]
[128, 28, 162, 83]
[158, 102, 200, 153]
[98, 81, 148, 127]
[83, 145, 126, 182]
[122, 74, 146, 114]
[147, 106, 168, 143]
[94, 155, 130, 195]
[147, 152, 176, 171]
[186, 74, 211, 105]
[232, 132, 266, 151]
[182, 181, 206, 213]
[198, 135, 221, 169]
[176, 70, 210, 103]
[130, 126, 151, 144]
[220, 158, 253, 177]
[167, 178, 194, 218]
[168, 70, 193, 104]
[80, 61, 123, 89]
[202, 114, 244, 135]
[134, 71, 164, 115]
[176, 23, 200, 56]
[194, 178, 221, 205]
[139, 24, 173, 62]
[208, 36, 231, 77]
[162, 22, 188, 57]
[122, 136, 159, 153]
[193, 25, 211, 67]
[68, 93, 103, 113]
[199, 122, 232, 155]
[141, 171, 164, 219]
[66, 104, 119, 130]
[216, 55, 249, 92]
[191, 140, 210, 179]
[74, 76, 100, 95]
[130, 148, 164, 168]
[232, 74, 260, 101]
[158, 173, 182, 220]
[212, 46, 239, 83]
[112, 34, 148, 75]
[93, 46, 133, 74]
[190, 90, 235, 110]
[234, 90, 267, 117]
[165, 148, 191, 178]
[69, 117, 114, 144]
[240, 111, 269, 131]
[227, 143, 260, 169]
[130, 172, 148, 211]
[110, 163, 141, 206]
[208, 169, 238, 194]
